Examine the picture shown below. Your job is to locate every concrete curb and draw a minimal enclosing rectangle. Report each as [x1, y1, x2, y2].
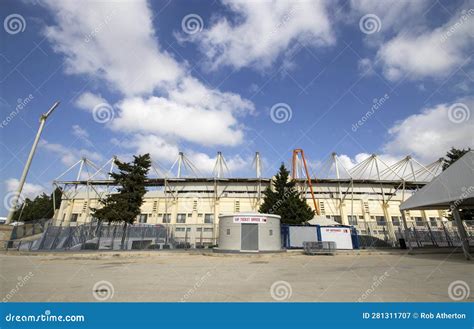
[2, 247, 471, 258]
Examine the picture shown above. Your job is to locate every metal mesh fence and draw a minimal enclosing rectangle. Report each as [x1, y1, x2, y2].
[5, 219, 473, 251]
[394, 224, 471, 248]
[8, 222, 217, 251]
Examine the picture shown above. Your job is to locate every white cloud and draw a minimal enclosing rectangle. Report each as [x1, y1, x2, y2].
[312, 152, 400, 179]
[43, 0, 182, 96]
[358, 58, 375, 76]
[335, 98, 473, 176]
[186, 0, 334, 71]
[74, 92, 108, 112]
[39, 140, 104, 167]
[377, 9, 474, 81]
[121, 134, 251, 176]
[72, 125, 92, 145]
[383, 98, 474, 162]
[188, 151, 249, 176]
[349, 0, 429, 34]
[111, 77, 253, 147]
[123, 134, 179, 164]
[5, 178, 45, 199]
[44, 0, 255, 151]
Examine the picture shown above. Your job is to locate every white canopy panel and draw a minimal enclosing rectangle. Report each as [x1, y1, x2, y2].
[400, 151, 474, 210]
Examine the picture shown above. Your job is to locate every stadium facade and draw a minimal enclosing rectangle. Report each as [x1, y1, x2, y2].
[52, 152, 449, 246]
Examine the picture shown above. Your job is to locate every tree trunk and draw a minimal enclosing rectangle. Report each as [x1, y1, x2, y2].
[121, 222, 128, 250]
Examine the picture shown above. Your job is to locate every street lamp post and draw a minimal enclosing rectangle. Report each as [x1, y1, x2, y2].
[5, 101, 60, 224]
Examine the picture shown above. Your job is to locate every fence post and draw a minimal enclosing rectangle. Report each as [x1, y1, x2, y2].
[400, 211, 413, 251]
[200, 226, 203, 247]
[184, 225, 188, 250]
[425, 222, 437, 247]
[96, 221, 103, 250]
[64, 226, 73, 250]
[412, 224, 422, 247]
[50, 226, 62, 250]
[452, 207, 472, 260]
[141, 225, 146, 249]
[441, 221, 452, 247]
[111, 225, 117, 250]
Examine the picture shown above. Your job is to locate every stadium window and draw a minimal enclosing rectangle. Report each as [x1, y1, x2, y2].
[204, 228, 213, 232]
[162, 214, 171, 223]
[204, 213, 214, 224]
[226, 228, 231, 235]
[429, 217, 438, 227]
[391, 216, 400, 226]
[70, 213, 78, 222]
[138, 214, 148, 223]
[348, 215, 358, 225]
[414, 217, 424, 226]
[269, 229, 273, 236]
[375, 216, 386, 226]
[175, 227, 185, 232]
[326, 215, 341, 224]
[177, 213, 186, 223]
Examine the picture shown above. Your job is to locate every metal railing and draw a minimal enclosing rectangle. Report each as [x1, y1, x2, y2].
[394, 224, 473, 248]
[7, 222, 217, 251]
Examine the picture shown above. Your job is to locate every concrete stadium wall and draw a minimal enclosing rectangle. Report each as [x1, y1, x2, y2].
[53, 181, 451, 245]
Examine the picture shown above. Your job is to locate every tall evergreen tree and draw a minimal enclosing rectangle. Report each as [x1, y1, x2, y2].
[259, 164, 315, 224]
[12, 187, 62, 222]
[92, 154, 151, 248]
[442, 147, 471, 170]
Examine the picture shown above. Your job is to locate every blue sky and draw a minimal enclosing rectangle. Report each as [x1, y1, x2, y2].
[0, 0, 473, 215]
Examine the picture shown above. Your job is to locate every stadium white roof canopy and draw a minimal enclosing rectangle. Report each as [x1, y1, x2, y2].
[400, 151, 474, 211]
[399, 151, 473, 260]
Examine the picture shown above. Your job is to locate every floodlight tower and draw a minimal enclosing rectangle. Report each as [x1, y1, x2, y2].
[5, 101, 60, 224]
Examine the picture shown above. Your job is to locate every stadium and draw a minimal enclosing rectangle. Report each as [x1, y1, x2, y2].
[48, 149, 451, 249]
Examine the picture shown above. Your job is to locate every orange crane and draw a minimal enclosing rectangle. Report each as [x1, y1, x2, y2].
[292, 149, 320, 215]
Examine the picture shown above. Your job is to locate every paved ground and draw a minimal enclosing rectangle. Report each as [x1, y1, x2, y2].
[0, 250, 472, 302]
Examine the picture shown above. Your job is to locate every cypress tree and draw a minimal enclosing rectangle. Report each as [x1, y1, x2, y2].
[259, 164, 315, 224]
[92, 154, 151, 248]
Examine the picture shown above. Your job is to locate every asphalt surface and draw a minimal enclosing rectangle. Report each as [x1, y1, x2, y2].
[1, 250, 472, 302]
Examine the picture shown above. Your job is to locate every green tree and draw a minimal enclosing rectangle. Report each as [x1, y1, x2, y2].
[442, 147, 473, 221]
[92, 154, 151, 248]
[259, 164, 315, 224]
[442, 147, 471, 170]
[12, 187, 62, 222]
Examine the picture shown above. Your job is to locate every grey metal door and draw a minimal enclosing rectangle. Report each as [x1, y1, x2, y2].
[241, 223, 258, 250]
